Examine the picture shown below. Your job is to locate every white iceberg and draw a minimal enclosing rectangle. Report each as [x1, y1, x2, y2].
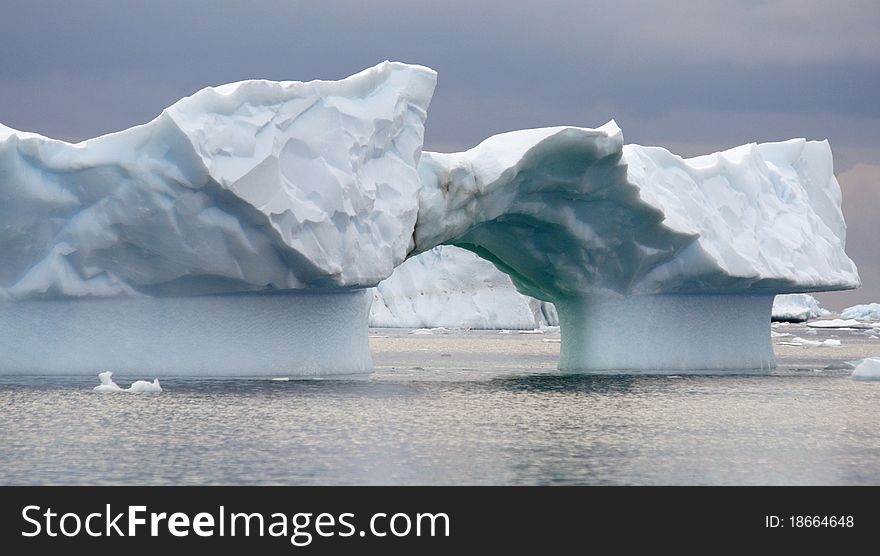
[416, 123, 858, 371]
[841, 303, 880, 321]
[0, 62, 861, 375]
[852, 358, 880, 380]
[94, 371, 162, 393]
[0, 62, 435, 376]
[771, 294, 830, 322]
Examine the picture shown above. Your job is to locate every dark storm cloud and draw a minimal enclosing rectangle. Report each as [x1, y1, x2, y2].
[1, 0, 878, 306]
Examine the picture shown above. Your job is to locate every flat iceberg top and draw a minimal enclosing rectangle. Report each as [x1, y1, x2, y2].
[0, 61, 436, 299]
[415, 123, 859, 300]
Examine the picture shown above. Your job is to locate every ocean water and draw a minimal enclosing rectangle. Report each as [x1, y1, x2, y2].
[1, 328, 879, 485]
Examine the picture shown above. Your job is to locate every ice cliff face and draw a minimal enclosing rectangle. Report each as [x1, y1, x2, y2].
[415, 122, 859, 303]
[0, 62, 436, 299]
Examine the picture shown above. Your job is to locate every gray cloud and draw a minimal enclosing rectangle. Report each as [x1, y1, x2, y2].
[1, 0, 878, 305]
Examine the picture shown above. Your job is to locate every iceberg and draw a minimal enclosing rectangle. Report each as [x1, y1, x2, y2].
[0, 62, 860, 375]
[841, 303, 880, 321]
[771, 294, 830, 322]
[415, 123, 858, 371]
[0, 61, 436, 375]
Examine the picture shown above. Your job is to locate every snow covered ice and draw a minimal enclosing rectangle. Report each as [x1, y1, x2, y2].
[0, 61, 861, 375]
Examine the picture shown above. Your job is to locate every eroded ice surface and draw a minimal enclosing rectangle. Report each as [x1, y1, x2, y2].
[416, 122, 859, 301]
[0, 61, 436, 299]
[415, 122, 858, 370]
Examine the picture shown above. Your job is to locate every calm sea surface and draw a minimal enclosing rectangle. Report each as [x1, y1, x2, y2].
[1, 328, 879, 485]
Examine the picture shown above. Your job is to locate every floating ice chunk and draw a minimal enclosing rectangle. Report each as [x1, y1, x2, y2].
[93, 371, 124, 392]
[778, 337, 841, 347]
[841, 303, 880, 321]
[127, 379, 162, 393]
[807, 319, 871, 329]
[93, 371, 162, 393]
[852, 358, 880, 380]
[409, 327, 451, 335]
[771, 294, 830, 322]
[770, 331, 793, 337]
[542, 338, 561, 343]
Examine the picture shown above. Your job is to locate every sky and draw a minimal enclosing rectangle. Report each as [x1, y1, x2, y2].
[1, 0, 877, 308]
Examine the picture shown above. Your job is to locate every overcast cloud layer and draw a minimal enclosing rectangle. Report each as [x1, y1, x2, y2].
[1, 1, 877, 307]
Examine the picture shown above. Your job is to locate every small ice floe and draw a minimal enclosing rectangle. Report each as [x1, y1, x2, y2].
[542, 338, 561, 343]
[498, 329, 512, 335]
[807, 319, 871, 329]
[409, 327, 450, 335]
[770, 331, 793, 338]
[271, 377, 290, 381]
[93, 371, 162, 393]
[841, 303, 880, 322]
[540, 325, 560, 333]
[777, 337, 841, 347]
[851, 357, 880, 380]
[518, 329, 544, 335]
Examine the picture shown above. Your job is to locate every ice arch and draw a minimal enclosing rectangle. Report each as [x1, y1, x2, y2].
[415, 123, 858, 371]
[0, 62, 859, 375]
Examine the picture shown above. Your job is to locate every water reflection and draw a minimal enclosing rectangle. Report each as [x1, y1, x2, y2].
[0, 371, 878, 485]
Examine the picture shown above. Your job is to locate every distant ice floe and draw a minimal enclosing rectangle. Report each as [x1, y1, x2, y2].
[807, 319, 872, 329]
[852, 358, 880, 380]
[93, 371, 162, 393]
[842, 303, 880, 322]
[777, 337, 841, 347]
[771, 294, 830, 322]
